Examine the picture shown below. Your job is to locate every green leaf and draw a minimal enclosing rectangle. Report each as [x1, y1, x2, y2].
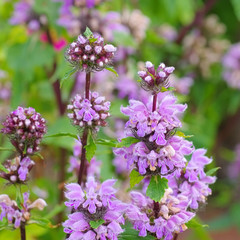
[0, 147, 15, 152]
[175, 131, 193, 138]
[186, 217, 208, 229]
[83, 27, 93, 38]
[33, 153, 44, 160]
[15, 185, 23, 209]
[116, 137, 140, 148]
[105, 66, 119, 77]
[119, 221, 155, 240]
[96, 138, 118, 147]
[44, 203, 65, 219]
[29, 217, 57, 229]
[60, 68, 77, 88]
[89, 38, 98, 43]
[231, 0, 240, 21]
[45, 132, 78, 139]
[85, 132, 96, 162]
[0, 163, 8, 173]
[146, 176, 168, 202]
[89, 219, 105, 229]
[206, 167, 220, 176]
[129, 169, 144, 188]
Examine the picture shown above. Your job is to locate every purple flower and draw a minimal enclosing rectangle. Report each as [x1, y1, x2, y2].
[115, 92, 191, 176]
[171, 75, 193, 95]
[1, 107, 47, 154]
[0, 156, 34, 184]
[138, 62, 175, 93]
[228, 144, 240, 179]
[65, 32, 117, 72]
[67, 91, 110, 130]
[0, 193, 47, 229]
[126, 189, 195, 239]
[222, 43, 240, 89]
[168, 149, 216, 210]
[63, 177, 126, 240]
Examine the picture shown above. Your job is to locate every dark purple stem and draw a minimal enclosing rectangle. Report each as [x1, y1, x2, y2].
[77, 72, 91, 185]
[152, 94, 157, 112]
[175, 0, 217, 44]
[20, 222, 26, 240]
[173, 233, 178, 240]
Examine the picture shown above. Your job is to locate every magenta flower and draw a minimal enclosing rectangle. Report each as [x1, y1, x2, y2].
[63, 177, 126, 240]
[1, 107, 46, 154]
[67, 91, 110, 130]
[65, 32, 117, 72]
[126, 189, 195, 239]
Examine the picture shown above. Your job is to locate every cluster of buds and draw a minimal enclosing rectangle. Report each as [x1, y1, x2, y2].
[0, 157, 34, 184]
[67, 91, 110, 130]
[138, 61, 175, 93]
[0, 192, 47, 228]
[126, 189, 194, 239]
[63, 177, 126, 240]
[1, 107, 47, 155]
[65, 31, 117, 72]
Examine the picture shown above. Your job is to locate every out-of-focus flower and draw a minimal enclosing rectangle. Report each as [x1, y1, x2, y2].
[0, 156, 35, 183]
[222, 43, 240, 89]
[1, 107, 47, 154]
[0, 192, 47, 228]
[183, 15, 229, 77]
[158, 24, 177, 42]
[40, 33, 67, 52]
[67, 91, 110, 130]
[63, 177, 126, 240]
[171, 75, 193, 95]
[228, 144, 240, 179]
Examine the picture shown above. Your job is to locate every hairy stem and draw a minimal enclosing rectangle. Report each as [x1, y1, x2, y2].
[173, 233, 178, 240]
[152, 94, 157, 112]
[175, 0, 217, 44]
[78, 72, 91, 185]
[20, 222, 26, 240]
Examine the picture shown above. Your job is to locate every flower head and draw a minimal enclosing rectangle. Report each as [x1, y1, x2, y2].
[0, 192, 47, 228]
[126, 189, 195, 239]
[63, 177, 126, 240]
[1, 107, 47, 154]
[65, 30, 117, 72]
[138, 62, 175, 93]
[67, 91, 110, 130]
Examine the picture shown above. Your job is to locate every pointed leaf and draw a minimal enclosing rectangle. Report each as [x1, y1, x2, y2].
[0, 147, 15, 152]
[84, 27, 93, 38]
[186, 217, 208, 229]
[45, 132, 78, 139]
[60, 68, 77, 88]
[0, 163, 8, 173]
[85, 132, 96, 162]
[105, 66, 119, 77]
[206, 167, 220, 176]
[29, 217, 58, 229]
[146, 176, 168, 202]
[89, 219, 105, 229]
[96, 138, 118, 147]
[116, 137, 140, 148]
[129, 169, 144, 188]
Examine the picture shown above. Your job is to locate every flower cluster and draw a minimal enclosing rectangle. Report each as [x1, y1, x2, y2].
[171, 75, 193, 95]
[126, 189, 195, 239]
[0, 192, 47, 228]
[0, 156, 34, 184]
[222, 43, 240, 89]
[67, 91, 110, 130]
[63, 177, 126, 240]
[114, 93, 193, 176]
[1, 107, 47, 154]
[65, 33, 117, 72]
[138, 61, 175, 93]
[168, 149, 216, 210]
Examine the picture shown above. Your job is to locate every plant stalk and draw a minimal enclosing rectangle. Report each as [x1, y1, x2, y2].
[20, 222, 26, 240]
[77, 72, 91, 185]
[152, 93, 157, 112]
